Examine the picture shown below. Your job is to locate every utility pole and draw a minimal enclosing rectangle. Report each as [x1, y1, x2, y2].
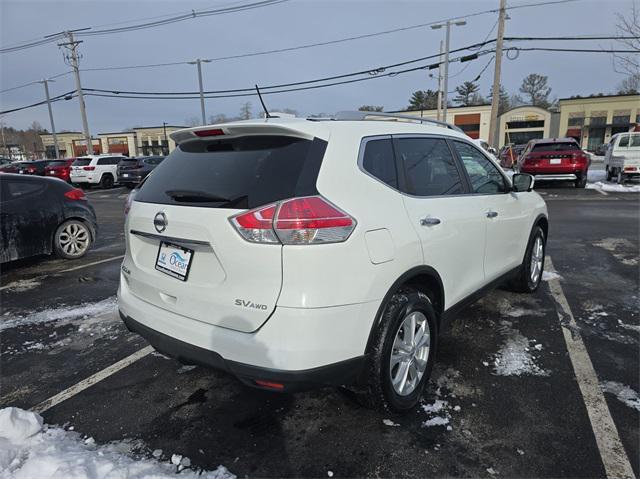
[489, 0, 507, 148]
[162, 122, 168, 155]
[0, 120, 7, 158]
[58, 31, 92, 155]
[188, 58, 212, 125]
[37, 79, 60, 159]
[436, 40, 444, 121]
[432, 20, 466, 123]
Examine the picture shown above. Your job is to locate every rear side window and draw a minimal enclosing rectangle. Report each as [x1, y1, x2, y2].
[395, 137, 464, 196]
[631, 135, 640, 147]
[532, 142, 581, 152]
[4, 181, 45, 199]
[72, 158, 91, 166]
[361, 138, 397, 188]
[618, 135, 630, 148]
[135, 136, 327, 209]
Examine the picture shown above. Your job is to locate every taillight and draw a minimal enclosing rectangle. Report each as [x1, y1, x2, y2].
[27, 167, 36, 173]
[194, 128, 225, 137]
[230, 196, 356, 245]
[64, 188, 86, 200]
[83, 166, 95, 171]
[124, 188, 138, 216]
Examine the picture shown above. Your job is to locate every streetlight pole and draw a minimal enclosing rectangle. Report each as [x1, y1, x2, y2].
[162, 122, 168, 155]
[436, 40, 443, 121]
[38, 79, 60, 159]
[188, 58, 212, 125]
[489, 0, 508, 148]
[431, 20, 466, 123]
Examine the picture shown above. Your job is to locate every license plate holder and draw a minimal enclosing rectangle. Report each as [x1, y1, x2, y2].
[155, 241, 194, 281]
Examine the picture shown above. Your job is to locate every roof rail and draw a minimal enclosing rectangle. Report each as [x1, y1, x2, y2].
[333, 111, 464, 133]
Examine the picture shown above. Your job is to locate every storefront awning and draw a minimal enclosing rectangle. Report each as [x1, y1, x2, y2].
[566, 128, 582, 137]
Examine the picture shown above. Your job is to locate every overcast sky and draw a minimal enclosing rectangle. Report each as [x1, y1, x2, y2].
[0, 0, 635, 133]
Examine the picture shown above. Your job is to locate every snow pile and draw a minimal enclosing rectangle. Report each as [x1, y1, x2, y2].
[0, 407, 234, 479]
[492, 321, 548, 377]
[586, 181, 640, 193]
[0, 297, 117, 332]
[601, 381, 640, 412]
[542, 271, 562, 281]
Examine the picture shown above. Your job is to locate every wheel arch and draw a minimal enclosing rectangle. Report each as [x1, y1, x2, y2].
[534, 214, 548, 240]
[364, 266, 445, 355]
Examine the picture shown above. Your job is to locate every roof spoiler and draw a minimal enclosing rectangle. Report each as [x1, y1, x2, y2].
[170, 123, 315, 145]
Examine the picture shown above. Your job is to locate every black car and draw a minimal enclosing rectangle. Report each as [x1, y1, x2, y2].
[117, 156, 165, 188]
[15, 159, 55, 175]
[0, 174, 98, 263]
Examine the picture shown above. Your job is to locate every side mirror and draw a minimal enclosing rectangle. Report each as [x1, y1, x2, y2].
[512, 173, 535, 192]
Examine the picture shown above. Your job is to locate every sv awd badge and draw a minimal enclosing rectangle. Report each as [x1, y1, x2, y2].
[235, 299, 268, 310]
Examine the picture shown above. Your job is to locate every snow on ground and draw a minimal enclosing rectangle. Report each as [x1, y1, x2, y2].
[0, 407, 234, 479]
[0, 297, 117, 332]
[586, 181, 640, 193]
[0, 278, 42, 293]
[492, 321, 548, 377]
[592, 238, 638, 266]
[600, 381, 640, 412]
[542, 271, 562, 281]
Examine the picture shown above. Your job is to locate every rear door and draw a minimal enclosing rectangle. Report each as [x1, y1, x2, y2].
[452, 140, 531, 281]
[125, 134, 326, 332]
[71, 157, 91, 180]
[393, 135, 487, 307]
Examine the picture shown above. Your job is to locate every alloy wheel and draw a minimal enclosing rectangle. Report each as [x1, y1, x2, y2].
[389, 311, 431, 396]
[530, 236, 544, 285]
[58, 222, 90, 257]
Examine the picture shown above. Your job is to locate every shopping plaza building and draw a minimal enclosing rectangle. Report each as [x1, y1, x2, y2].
[40, 93, 639, 157]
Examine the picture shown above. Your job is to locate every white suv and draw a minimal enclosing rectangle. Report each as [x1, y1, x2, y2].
[70, 154, 124, 189]
[118, 113, 548, 412]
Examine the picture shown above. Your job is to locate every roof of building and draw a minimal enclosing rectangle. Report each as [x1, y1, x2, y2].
[559, 93, 640, 102]
[391, 104, 491, 114]
[98, 131, 135, 135]
[133, 125, 187, 130]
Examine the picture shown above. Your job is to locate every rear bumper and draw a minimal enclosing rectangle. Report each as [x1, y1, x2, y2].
[120, 312, 365, 391]
[533, 173, 577, 181]
[117, 273, 376, 391]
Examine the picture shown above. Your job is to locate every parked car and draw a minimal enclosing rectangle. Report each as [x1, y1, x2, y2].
[14, 159, 54, 176]
[499, 144, 525, 169]
[117, 156, 165, 189]
[118, 114, 547, 413]
[0, 158, 12, 168]
[70, 154, 124, 189]
[517, 138, 589, 188]
[604, 132, 640, 184]
[0, 160, 22, 174]
[0, 174, 97, 263]
[44, 158, 75, 182]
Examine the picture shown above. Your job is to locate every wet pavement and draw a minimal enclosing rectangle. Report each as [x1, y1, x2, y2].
[1, 183, 638, 478]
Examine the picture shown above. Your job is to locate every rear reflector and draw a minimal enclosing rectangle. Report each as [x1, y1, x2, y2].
[230, 196, 356, 245]
[194, 128, 225, 137]
[254, 380, 285, 390]
[64, 188, 86, 200]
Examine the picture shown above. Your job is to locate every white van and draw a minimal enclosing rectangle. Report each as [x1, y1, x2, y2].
[604, 132, 640, 183]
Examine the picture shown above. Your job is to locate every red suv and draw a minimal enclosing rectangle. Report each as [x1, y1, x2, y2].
[44, 158, 75, 182]
[517, 138, 589, 188]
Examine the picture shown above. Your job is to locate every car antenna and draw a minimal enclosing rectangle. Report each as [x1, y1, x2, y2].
[255, 84, 271, 119]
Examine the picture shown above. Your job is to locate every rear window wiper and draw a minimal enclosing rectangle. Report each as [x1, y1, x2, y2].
[165, 189, 230, 203]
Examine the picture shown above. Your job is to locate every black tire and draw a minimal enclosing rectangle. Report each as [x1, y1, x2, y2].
[575, 172, 587, 188]
[100, 174, 114, 189]
[53, 219, 93, 259]
[508, 226, 546, 293]
[606, 166, 613, 182]
[361, 289, 438, 413]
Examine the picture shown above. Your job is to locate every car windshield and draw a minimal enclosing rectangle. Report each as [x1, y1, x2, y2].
[135, 135, 326, 209]
[72, 158, 92, 166]
[532, 142, 580, 152]
[119, 159, 139, 166]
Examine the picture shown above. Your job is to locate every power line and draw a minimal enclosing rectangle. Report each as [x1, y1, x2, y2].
[0, 0, 289, 54]
[0, 0, 589, 55]
[0, 91, 75, 115]
[0, 71, 72, 94]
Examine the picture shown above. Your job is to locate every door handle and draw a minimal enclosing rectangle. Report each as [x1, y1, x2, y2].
[420, 217, 441, 226]
[486, 211, 499, 218]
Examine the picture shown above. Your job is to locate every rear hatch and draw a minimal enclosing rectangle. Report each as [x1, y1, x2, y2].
[45, 160, 70, 176]
[125, 132, 327, 332]
[118, 158, 143, 179]
[526, 142, 584, 170]
[71, 157, 92, 178]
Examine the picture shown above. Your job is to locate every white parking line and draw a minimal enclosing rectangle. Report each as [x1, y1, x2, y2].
[0, 255, 124, 291]
[546, 257, 635, 479]
[33, 346, 153, 413]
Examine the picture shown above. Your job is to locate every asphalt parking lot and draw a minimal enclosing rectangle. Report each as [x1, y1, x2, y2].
[1, 177, 638, 478]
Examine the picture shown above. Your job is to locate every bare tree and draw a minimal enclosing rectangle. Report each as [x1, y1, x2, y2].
[613, 1, 640, 77]
[358, 105, 384, 112]
[617, 73, 640, 94]
[519, 73, 552, 108]
[185, 117, 201, 127]
[239, 102, 252, 120]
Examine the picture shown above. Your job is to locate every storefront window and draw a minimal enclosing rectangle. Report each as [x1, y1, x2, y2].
[590, 116, 606, 126]
[568, 117, 584, 127]
[612, 115, 630, 125]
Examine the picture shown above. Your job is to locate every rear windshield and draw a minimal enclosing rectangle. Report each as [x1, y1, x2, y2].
[135, 135, 327, 209]
[47, 160, 68, 167]
[119, 159, 139, 166]
[532, 142, 580, 152]
[72, 158, 92, 166]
